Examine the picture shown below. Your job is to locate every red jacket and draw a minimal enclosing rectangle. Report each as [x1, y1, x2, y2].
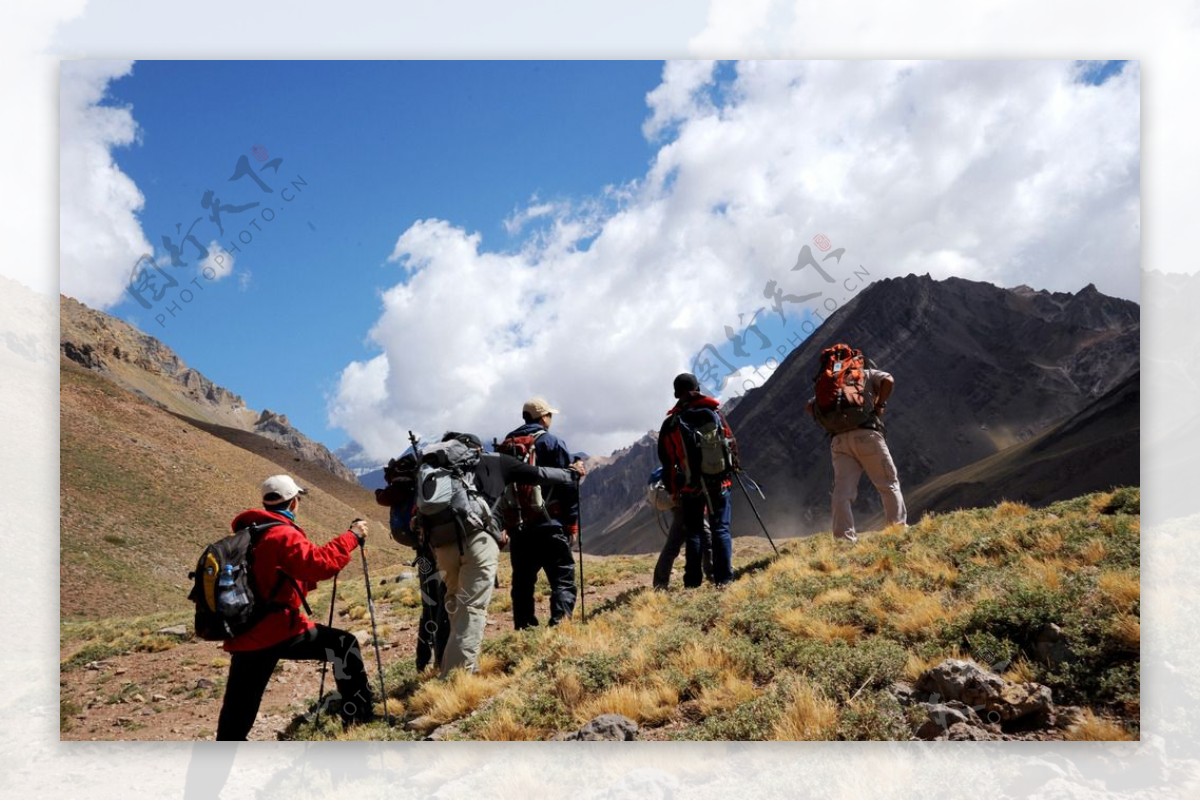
[223, 509, 359, 652]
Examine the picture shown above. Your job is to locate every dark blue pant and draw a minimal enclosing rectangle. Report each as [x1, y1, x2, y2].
[653, 510, 713, 588]
[680, 483, 733, 586]
[509, 523, 577, 628]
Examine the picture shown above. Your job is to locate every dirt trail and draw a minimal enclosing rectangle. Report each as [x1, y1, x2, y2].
[62, 573, 648, 741]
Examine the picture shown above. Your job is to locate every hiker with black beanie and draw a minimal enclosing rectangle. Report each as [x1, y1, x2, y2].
[215, 474, 374, 740]
[658, 373, 739, 587]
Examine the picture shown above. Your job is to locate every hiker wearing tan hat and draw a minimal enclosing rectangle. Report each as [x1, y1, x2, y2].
[496, 396, 585, 629]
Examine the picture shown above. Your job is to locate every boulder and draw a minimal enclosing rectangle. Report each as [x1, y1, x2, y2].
[915, 700, 984, 740]
[914, 659, 1054, 731]
[156, 625, 189, 637]
[559, 714, 639, 741]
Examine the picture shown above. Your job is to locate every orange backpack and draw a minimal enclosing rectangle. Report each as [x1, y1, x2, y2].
[812, 343, 873, 434]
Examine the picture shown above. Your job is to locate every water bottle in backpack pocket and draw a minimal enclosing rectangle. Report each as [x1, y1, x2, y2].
[188, 521, 286, 641]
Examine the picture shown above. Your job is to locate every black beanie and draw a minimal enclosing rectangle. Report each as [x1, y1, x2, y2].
[673, 372, 701, 398]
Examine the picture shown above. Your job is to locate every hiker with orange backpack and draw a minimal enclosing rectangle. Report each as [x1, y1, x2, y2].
[497, 397, 583, 629]
[658, 373, 739, 587]
[805, 344, 907, 542]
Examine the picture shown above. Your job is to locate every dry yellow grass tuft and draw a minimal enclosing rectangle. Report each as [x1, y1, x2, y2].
[628, 593, 669, 630]
[1111, 613, 1140, 650]
[1065, 709, 1136, 741]
[695, 675, 759, 715]
[551, 666, 585, 709]
[561, 618, 620, 658]
[771, 681, 839, 740]
[668, 641, 738, 676]
[776, 608, 862, 643]
[574, 680, 679, 726]
[1003, 658, 1039, 684]
[375, 698, 405, 719]
[764, 555, 815, 582]
[407, 669, 507, 726]
[892, 596, 954, 638]
[476, 653, 505, 677]
[812, 587, 855, 606]
[903, 548, 959, 587]
[994, 500, 1033, 518]
[1020, 555, 1066, 591]
[473, 705, 541, 741]
[1035, 529, 1064, 555]
[870, 554, 896, 574]
[1098, 570, 1140, 610]
[1078, 537, 1108, 565]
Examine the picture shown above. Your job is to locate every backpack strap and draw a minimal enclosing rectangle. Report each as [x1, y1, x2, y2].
[246, 521, 314, 619]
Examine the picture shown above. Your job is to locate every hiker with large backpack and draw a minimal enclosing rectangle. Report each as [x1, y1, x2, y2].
[497, 397, 582, 629]
[805, 343, 907, 542]
[194, 474, 374, 740]
[377, 431, 583, 674]
[657, 373, 740, 587]
[376, 452, 450, 672]
[647, 467, 715, 589]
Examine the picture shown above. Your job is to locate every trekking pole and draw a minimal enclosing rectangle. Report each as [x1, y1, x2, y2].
[575, 474, 586, 624]
[314, 572, 339, 726]
[356, 525, 391, 728]
[733, 471, 780, 557]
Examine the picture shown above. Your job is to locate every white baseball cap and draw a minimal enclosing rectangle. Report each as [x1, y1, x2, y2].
[261, 474, 307, 504]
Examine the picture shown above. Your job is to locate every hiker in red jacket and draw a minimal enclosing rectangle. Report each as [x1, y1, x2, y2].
[215, 474, 374, 740]
[657, 373, 739, 587]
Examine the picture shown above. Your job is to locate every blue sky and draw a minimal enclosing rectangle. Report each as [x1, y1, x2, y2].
[99, 60, 663, 446]
[61, 60, 1139, 460]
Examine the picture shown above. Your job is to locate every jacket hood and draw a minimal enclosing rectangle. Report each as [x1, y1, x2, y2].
[667, 392, 722, 415]
[507, 422, 548, 438]
[231, 508, 297, 532]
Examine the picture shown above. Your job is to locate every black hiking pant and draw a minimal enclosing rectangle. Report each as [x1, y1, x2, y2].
[509, 522, 576, 629]
[415, 547, 450, 671]
[216, 624, 372, 740]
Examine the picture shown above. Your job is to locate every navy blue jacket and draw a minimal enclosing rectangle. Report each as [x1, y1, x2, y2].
[503, 422, 579, 531]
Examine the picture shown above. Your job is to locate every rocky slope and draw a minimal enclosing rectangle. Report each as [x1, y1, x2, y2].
[60, 296, 357, 483]
[583, 275, 1139, 553]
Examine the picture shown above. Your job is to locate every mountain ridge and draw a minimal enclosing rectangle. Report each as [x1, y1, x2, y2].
[581, 273, 1139, 554]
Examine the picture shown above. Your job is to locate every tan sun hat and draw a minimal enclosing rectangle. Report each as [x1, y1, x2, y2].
[522, 397, 559, 418]
[261, 474, 307, 504]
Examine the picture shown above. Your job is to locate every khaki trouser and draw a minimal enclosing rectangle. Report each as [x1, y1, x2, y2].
[830, 428, 906, 541]
[433, 530, 499, 677]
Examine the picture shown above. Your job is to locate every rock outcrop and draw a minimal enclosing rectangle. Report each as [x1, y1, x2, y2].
[59, 295, 357, 483]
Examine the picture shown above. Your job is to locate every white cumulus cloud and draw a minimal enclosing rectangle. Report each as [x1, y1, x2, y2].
[199, 240, 235, 280]
[59, 60, 153, 310]
[331, 60, 1140, 460]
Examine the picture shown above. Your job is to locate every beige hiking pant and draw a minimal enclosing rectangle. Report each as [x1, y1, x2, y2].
[433, 530, 499, 677]
[830, 428, 907, 541]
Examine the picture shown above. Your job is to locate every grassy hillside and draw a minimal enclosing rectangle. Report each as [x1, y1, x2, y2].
[288, 487, 1139, 741]
[60, 359, 390, 620]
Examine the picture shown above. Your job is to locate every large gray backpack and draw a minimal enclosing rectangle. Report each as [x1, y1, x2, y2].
[414, 440, 497, 550]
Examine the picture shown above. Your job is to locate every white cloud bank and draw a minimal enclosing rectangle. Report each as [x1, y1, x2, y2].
[332, 60, 1139, 460]
[59, 60, 153, 309]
